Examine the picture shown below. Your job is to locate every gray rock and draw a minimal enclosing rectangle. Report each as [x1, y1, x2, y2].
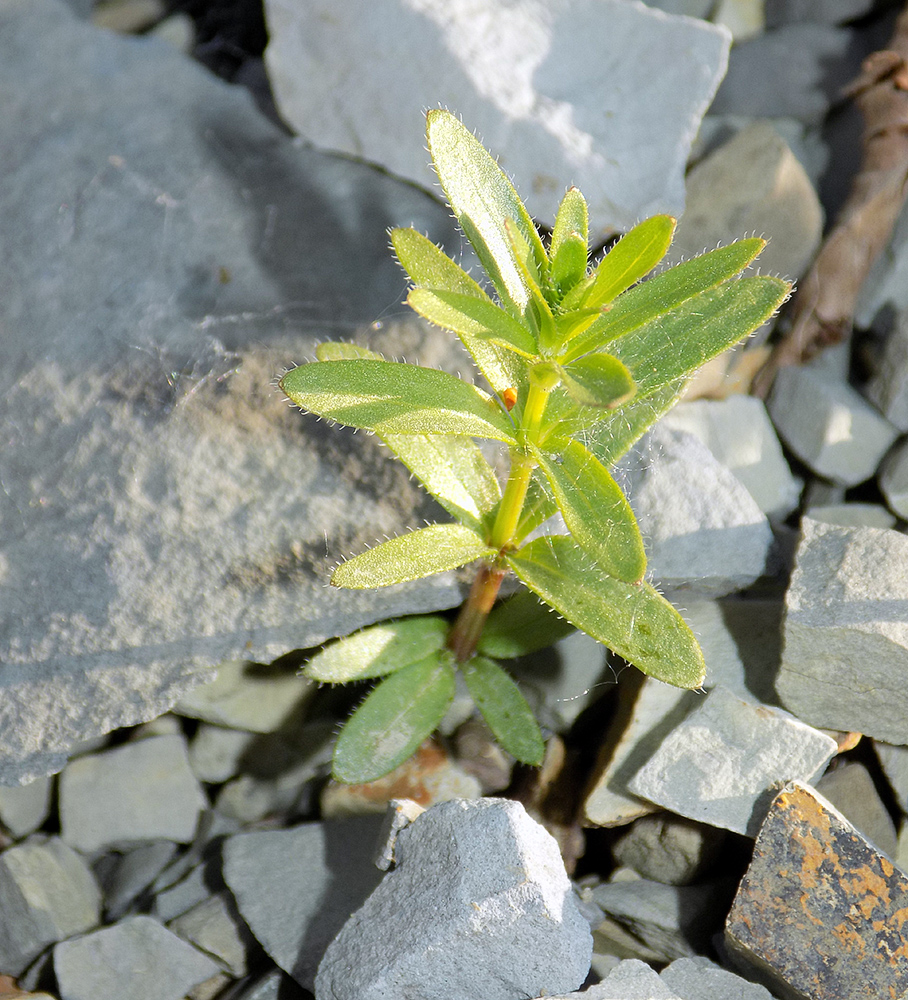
[215, 969, 310, 1000]
[153, 860, 223, 922]
[264, 0, 730, 237]
[54, 915, 221, 1000]
[628, 685, 837, 836]
[611, 813, 725, 886]
[661, 395, 801, 519]
[713, 599, 786, 706]
[0, 836, 101, 975]
[222, 816, 386, 991]
[175, 660, 316, 734]
[805, 502, 897, 530]
[668, 121, 822, 290]
[880, 437, 908, 519]
[726, 781, 908, 1000]
[315, 798, 592, 1000]
[776, 518, 908, 743]
[59, 734, 206, 852]
[765, 0, 875, 27]
[767, 366, 898, 485]
[0, 775, 53, 839]
[660, 955, 776, 999]
[711, 23, 856, 124]
[169, 892, 256, 977]
[97, 841, 179, 920]
[619, 426, 773, 599]
[815, 763, 898, 858]
[580, 958, 681, 999]
[188, 724, 257, 784]
[589, 877, 720, 964]
[0, 0, 468, 785]
[875, 740, 908, 815]
[866, 310, 908, 431]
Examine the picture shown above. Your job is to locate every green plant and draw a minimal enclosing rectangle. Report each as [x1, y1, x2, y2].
[280, 110, 790, 784]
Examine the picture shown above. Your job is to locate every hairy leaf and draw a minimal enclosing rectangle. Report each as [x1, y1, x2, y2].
[550, 187, 589, 265]
[408, 288, 537, 359]
[532, 440, 646, 584]
[563, 238, 768, 361]
[507, 536, 705, 688]
[559, 353, 637, 409]
[478, 589, 575, 659]
[381, 433, 501, 532]
[551, 233, 589, 297]
[315, 341, 382, 362]
[332, 654, 456, 782]
[609, 276, 791, 397]
[582, 214, 676, 310]
[332, 523, 496, 589]
[280, 359, 516, 443]
[427, 110, 547, 314]
[305, 616, 449, 683]
[462, 656, 545, 764]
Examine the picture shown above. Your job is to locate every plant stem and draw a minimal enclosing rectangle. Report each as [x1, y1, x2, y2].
[447, 563, 506, 663]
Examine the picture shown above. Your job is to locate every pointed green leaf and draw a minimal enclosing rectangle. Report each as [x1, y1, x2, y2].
[390, 227, 526, 393]
[551, 233, 589, 297]
[380, 433, 501, 532]
[332, 654, 456, 782]
[332, 523, 496, 589]
[559, 353, 637, 409]
[532, 440, 645, 584]
[550, 187, 589, 264]
[408, 288, 537, 359]
[503, 219, 559, 352]
[563, 238, 768, 362]
[583, 215, 676, 311]
[426, 109, 547, 314]
[478, 589, 576, 659]
[462, 656, 545, 765]
[280, 359, 516, 443]
[305, 616, 449, 683]
[507, 536, 705, 688]
[609, 276, 791, 397]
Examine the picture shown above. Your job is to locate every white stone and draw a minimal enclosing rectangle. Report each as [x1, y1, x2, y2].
[768, 365, 898, 485]
[669, 121, 822, 286]
[866, 311, 908, 430]
[263, 0, 730, 235]
[805, 502, 897, 530]
[776, 518, 908, 743]
[660, 955, 776, 999]
[315, 799, 592, 1000]
[662, 395, 801, 517]
[59, 734, 206, 852]
[188, 724, 255, 784]
[619, 426, 773, 598]
[628, 685, 837, 836]
[597, 958, 682, 998]
[0, 776, 53, 839]
[880, 438, 908, 519]
[712, 0, 764, 42]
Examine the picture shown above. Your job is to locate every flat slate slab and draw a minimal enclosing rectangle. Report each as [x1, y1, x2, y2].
[0, 0, 468, 785]
[726, 781, 908, 1000]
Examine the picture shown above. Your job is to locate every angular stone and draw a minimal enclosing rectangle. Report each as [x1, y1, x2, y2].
[264, 0, 730, 236]
[222, 816, 385, 991]
[875, 740, 908, 815]
[767, 366, 898, 485]
[0, 776, 53, 839]
[596, 958, 681, 999]
[662, 395, 801, 519]
[713, 598, 785, 706]
[0, 0, 467, 786]
[0, 836, 101, 975]
[315, 799, 592, 1000]
[628, 686, 837, 836]
[880, 437, 908, 519]
[175, 660, 315, 733]
[59, 734, 206, 852]
[711, 23, 856, 124]
[97, 841, 179, 920]
[169, 892, 256, 977]
[866, 311, 908, 431]
[619, 426, 773, 598]
[54, 915, 221, 1000]
[726, 781, 908, 999]
[215, 969, 311, 1000]
[611, 813, 725, 886]
[153, 859, 224, 923]
[660, 955, 776, 999]
[776, 518, 908, 743]
[188, 724, 256, 784]
[805, 502, 896, 530]
[669, 121, 822, 287]
[815, 763, 898, 858]
[583, 674, 700, 828]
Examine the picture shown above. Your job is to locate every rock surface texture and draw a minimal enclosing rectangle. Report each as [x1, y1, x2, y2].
[314, 798, 592, 1000]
